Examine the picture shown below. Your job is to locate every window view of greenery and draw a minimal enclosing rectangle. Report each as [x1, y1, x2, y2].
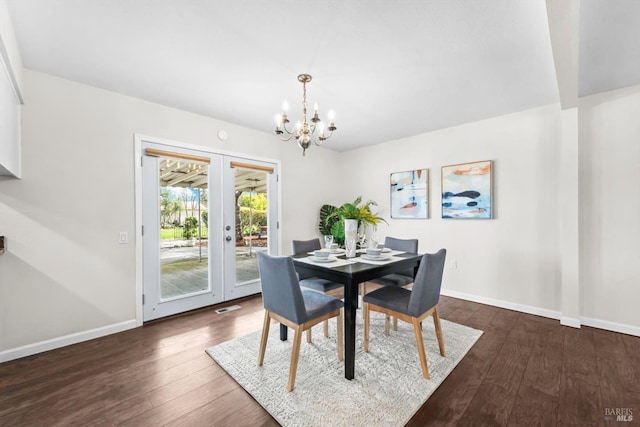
[159, 178, 269, 298]
[160, 187, 209, 242]
[237, 192, 268, 247]
[160, 186, 210, 299]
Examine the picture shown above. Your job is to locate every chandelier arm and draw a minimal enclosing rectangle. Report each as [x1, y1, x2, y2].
[320, 130, 334, 142]
[277, 133, 296, 142]
[281, 121, 295, 135]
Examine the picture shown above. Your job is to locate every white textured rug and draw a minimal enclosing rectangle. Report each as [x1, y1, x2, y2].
[206, 312, 482, 427]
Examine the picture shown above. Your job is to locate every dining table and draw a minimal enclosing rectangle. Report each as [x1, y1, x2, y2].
[286, 250, 423, 380]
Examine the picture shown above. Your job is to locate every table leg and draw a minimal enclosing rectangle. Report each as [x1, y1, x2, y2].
[344, 280, 357, 380]
[280, 324, 288, 341]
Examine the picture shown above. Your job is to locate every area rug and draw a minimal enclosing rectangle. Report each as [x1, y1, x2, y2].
[206, 312, 482, 427]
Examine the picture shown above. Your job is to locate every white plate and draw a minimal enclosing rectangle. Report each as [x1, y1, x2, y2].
[330, 248, 346, 254]
[381, 248, 391, 253]
[361, 254, 391, 261]
[309, 256, 338, 263]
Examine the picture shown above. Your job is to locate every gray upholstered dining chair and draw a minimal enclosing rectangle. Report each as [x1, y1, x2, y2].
[292, 238, 343, 293]
[362, 236, 419, 297]
[363, 249, 447, 379]
[292, 238, 343, 338]
[257, 252, 344, 391]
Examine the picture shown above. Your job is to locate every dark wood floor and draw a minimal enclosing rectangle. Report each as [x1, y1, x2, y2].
[1, 295, 639, 426]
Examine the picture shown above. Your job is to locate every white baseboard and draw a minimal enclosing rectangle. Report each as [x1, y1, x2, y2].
[2, 294, 637, 364]
[0, 319, 138, 363]
[441, 288, 640, 337]
[560, 316, 581, 328]
[441, 288, 562, 320]
[581, 316, 640, 337]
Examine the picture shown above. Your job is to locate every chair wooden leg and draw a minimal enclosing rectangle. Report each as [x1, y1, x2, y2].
[393, 316, 398, 331]
[412, 318, 430, 379]
[433, 306, 446, 357]
[385, 315, 390, 336]
[306, 328, 312, 343]
[257, 311, 270, 366]
[337, 310, 343, 361]
[363, 303, 370, 352]
[324, 319, 329, 337]
[288, 325, 304, 392]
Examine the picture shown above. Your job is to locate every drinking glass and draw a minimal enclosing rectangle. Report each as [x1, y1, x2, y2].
[324, 235, 334, 249]
[369, 235, 379, 249]
[357, 231, 366, 249]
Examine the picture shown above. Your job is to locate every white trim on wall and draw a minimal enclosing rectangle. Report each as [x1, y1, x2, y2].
[0, 320, 137, 363]
[581, 316, 640, 338]
[441, 288, 562, 320]
[442, 288, 639, 337]
[560, 316, 581, 328]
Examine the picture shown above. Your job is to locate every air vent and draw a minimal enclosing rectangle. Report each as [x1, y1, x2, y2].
[215, 305, 241, 314]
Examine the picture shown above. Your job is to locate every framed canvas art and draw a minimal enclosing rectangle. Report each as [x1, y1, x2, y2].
[441, 160, 492, 219]
[390, 169, 428, 219]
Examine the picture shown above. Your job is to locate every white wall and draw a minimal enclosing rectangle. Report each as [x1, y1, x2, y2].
[0, 0, 23, 177]
[0, 54, 21, 177]
[340, 95, 640, 335]
[579, 85, 640, 331]
[339, 106, 563, 316]
[0, 70, 341, 356]
[0, 0, 23, 95]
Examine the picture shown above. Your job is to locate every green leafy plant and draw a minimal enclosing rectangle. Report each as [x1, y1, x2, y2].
[183, 216, 199, 239]
[319, 204, 337, 236]
[320, 197, 387, 245]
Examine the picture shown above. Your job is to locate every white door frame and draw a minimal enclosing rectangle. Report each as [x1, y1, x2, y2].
[134, 134, 282, 326]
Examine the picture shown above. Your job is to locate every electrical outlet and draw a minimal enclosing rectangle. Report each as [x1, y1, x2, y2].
[119, 232, 128, 244]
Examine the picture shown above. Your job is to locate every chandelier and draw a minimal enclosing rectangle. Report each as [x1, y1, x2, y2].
[275, 74, 337, 156]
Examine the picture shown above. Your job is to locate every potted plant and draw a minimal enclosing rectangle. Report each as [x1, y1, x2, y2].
[319, 197, 387, 247]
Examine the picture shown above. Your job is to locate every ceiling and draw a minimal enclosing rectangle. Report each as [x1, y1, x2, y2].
[6, 1, 640, 152]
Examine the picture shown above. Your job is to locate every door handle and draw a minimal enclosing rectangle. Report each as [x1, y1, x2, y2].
[225, 236, 232, 242]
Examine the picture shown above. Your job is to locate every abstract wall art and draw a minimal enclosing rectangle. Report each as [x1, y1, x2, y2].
[390, 169, 428, 219]
[441, 160, 492, 219]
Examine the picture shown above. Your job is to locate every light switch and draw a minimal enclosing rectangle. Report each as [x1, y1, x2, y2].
[119, 232, 128, 244]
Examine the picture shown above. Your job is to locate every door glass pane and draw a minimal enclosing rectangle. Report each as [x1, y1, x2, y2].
[159, 157, 210, 300]
[234, 168, 268, 284]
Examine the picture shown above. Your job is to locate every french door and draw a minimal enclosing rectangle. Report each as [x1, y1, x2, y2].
[141, 141, 278, 321]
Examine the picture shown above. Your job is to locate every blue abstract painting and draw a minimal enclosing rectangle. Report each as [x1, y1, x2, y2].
[390, 169, 428, 219]
[441, 160, 492, 219]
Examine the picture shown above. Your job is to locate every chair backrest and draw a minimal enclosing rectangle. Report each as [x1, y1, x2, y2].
[407, 249, 447, 317]
[291, 238, 322, 255]
[257, 252, 307, 324]
[291, 238, 322, 280]
[384, 236, 419, 278]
